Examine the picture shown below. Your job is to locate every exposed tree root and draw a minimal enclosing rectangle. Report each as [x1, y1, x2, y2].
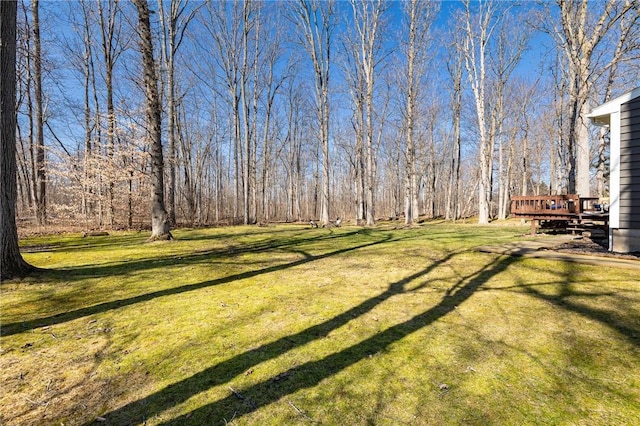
[145, 232, 173, 243]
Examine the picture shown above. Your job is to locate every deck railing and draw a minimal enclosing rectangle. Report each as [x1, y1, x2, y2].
[510, 194, 601, 218]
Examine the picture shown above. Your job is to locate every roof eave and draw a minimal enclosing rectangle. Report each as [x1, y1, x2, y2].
[588, 86, 640, 126]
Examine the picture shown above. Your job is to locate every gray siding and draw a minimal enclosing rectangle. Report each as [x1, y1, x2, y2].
[619, 95, 640, 230]
[620, 145, 640, 157]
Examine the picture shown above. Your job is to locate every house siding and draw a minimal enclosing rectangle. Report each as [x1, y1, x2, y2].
[615, 95, 640, 252]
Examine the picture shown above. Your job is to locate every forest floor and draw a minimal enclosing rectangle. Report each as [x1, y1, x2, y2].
[2, 222, 639, 425]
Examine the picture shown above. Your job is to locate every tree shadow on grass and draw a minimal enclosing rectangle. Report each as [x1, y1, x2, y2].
[25, 229, 362, 281]
[1, 231, 395, 337]
[91, 253, 518, 425]
[19, 226, 303, 254]
[516, 262, 640, 348]
[19, 233, 149, 253]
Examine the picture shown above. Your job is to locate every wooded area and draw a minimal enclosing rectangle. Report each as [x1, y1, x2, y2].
[5, 0, 640, 232]
[2, 2, 640, 420]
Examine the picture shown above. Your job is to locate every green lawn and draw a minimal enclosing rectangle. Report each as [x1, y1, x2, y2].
[1, 222, 639, 425]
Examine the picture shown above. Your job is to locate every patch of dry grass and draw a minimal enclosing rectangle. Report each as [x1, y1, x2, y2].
[1, 223, 639, 425]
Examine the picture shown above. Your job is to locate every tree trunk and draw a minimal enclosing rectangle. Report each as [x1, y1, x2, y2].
[554, 0, 635, 196]
[462, 0, 524, 224]
[157, 0, 180, 227]
[461, 0, 492, 225]
[260, 34, 282, 223]
[292, 0, 333, 226]
[133, 0, 172, 241]
[166, 50, 177, 226]
[345, 0, 386, 226]
[402, 0, 421, 225]
[98, 0, 118, 227]
[240, 1, 251, 225]
[251, 11, 260, 223]
[319, 41, 331, 227]
[1, 0, 34, 279]
[355, 103, 365, 223]
[428, 129, 436, 218]
[80, 0, 93, 228]
[20, 2, 38, 220]
[89, 10, 104, 228]
[32, 0, 46, 226]
[14, 6, 34, 216]
[446, 49, 462, 221]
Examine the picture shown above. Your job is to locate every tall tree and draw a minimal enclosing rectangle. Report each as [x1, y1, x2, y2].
[460, 0, 513, 224]
[339, 33, 366, 223]
[257, 13, 287, 223]
[133, 0, 172, 241]
[282, 72, 306, 223]
[547, 0, 636, 196]
[349, 0, 387, 226]
[15, 1, 35, 217]
[78, 0, 95, 228]
[594, 8, 640, 197]
[201, 0, 244, 223]
[400, 0, 438, 224]
[31, 0, 46, 226]
[239, 0, 255, 225]
[97, 0, 122, 227]
[490, 12, 529, 220]
[159, 0, 196, 226]
[291, 0, 334, 226]
[445, 29, 464, 222]
[1, 0, 34, 279]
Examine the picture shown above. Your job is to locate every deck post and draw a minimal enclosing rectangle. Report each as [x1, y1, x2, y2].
[530, 219, 537, 236]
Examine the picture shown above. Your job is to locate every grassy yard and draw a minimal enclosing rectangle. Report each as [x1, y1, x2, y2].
[1, 222, 639, 425]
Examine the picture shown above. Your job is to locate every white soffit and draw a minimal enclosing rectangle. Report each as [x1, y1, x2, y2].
[588, 86, 640, 126]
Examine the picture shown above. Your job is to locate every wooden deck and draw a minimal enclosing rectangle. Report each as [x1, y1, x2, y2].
[511, 194, 609, 235]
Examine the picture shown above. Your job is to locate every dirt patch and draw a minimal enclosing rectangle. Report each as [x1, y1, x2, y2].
[551, 235, 640, 260]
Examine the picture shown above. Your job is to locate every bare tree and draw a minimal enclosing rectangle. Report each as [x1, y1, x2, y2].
[459, 0, 514, 224]
[349, 0, 387, 226]
[96, 0, 123, 226]
[200, 0, 245, 223]
[31, 0, 46, 226]
[239, 0, 255, 225]
[490, 12, 529, 220]
[15, 1, 35, 217]
[339, 39, 365, 223]
[511, 78, 541, 199]
[257, 12, 287, 223]
[12, 0, 639, 231]
[400, 0, 438, 224]
[158, 0, 197, 226]
[133, 0, 171, 240]
[2, 0, 34, 279]
[445, 29, 464, 221]
[291, 0, 334, 226]
[594, 9, 640, 197]
[282, 72, 307, 222]
[79, 0, 96, 228]
[545, 0, 636, 196]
